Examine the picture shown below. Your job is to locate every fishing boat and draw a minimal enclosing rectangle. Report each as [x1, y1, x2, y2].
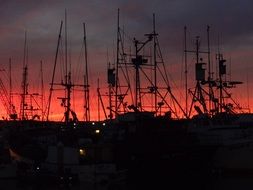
[183, 27, 253, 175]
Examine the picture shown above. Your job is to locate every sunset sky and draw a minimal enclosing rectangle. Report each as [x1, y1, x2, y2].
[0, 0, 253, 121]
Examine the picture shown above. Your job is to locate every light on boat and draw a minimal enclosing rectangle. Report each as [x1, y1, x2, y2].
[95, 129, 100, 134]
[79, 148, 86, 156]
[102, 123, 106, 126]
[92, 122, 95, 125]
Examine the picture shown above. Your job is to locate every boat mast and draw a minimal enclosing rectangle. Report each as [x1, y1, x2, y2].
[207, 25, 213, 115]
[184, 26, 188, 117]
[216, 36, 223, 113]
[47, 13, 87, 123]
[0, 62, 17, 120]
[153, 14, 158, 115]
[97, 78, 107, 120]
[64, 10, 72, 124]
[113, 9, 133, 115]
[9, 58, 13, 117]
[107, 59, 114, 120]
[40, 60, 44, 121]
[134, 39, 140, 110]
[83, 22, 90, 121]
[115, 8, 120, 114]
[246, 71, 250, 112]
[46, 21, 63, 121]
[129, 16, 186, 118]
[188, 36, 208, 116]
[133, 35, 152, 111]
[216, 51, 243, 113]
[20, 31, 28, 120]
[152, 22, 186, 118]
[218, 53, 224, 113]
[97, 78, 100, 121]
[65, 10, 68, 87]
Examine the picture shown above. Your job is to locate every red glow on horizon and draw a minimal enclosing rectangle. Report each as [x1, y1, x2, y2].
[0, 83, 251, 122]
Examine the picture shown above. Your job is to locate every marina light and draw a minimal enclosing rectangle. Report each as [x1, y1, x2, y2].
[92, 122, 95, 125]
[102, 123, 106, 126]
